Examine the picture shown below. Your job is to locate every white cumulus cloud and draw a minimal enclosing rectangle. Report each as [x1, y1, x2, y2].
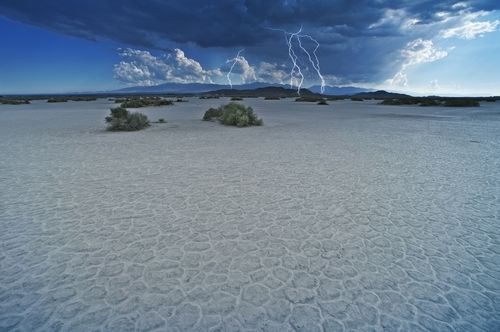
[114, 48, 222, 85]
[388, 39, 448, 87]
[115, 47, 295, 86]
[439, 9, 499, 40]
[441, 19, 499, 39]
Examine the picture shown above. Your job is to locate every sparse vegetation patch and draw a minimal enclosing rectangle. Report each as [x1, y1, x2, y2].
[105, 107, 150, 131]
[443, 99, 480, 107]
[119, 97, 173, 108]
[379, 97, 479, 107]
[295, 95, 324, 102]
[0, 98, 30, 105]
[202, 103, 263, 127]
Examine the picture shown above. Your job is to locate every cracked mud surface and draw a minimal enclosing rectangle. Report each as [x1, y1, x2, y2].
[1, 98, 499, 331]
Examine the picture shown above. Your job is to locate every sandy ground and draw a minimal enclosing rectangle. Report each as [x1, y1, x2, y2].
[0, 97, 499, 331]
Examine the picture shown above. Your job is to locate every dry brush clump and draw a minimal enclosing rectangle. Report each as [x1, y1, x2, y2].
[105, 107, 150, 131]
[118, 97, 173, 108]
[203, 102, 263, 127]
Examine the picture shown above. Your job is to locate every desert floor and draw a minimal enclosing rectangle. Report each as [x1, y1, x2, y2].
[1, 98, 499, 331]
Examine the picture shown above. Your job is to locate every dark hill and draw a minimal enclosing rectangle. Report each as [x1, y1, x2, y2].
[354, 90, 412, 99]
[203, 86, 316, 98]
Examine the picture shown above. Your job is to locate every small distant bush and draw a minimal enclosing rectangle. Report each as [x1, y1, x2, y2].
[264, 96, 280, 100]
[317, 100, 329, 105]
[105, 107, 150, 131]
[0, 99, 30, 105]
[203, 103, 263, 127]
[69, 96, 97, 102]
[443, 99, 480, 107]
[158, 118, 166, 123]
[199, 95, 220, 99]
[47, 96, 97, 103]
[203, 107, 224, 121]
[231, 97, 243, 101]
[119, 97, 173, 108]
[380, 98, 418, 105]
[176, 98, 188, 102]
[419, 99, 440, 107]
[47, 98, 67, 103]
[295, 95, 324, 102]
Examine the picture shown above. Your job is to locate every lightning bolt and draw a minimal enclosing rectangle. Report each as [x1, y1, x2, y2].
[268, 26, 325, 95]
[286, 27, 305, 94]
[226, 49, 244, 89]
[297, 33, 325, 94]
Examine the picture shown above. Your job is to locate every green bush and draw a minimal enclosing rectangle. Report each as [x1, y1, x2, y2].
[482, 97, 498, 102]
[119, 97, 173, 108]
[317, 100, 329, 105]
[105, 107, 150, 131]
[199, 95, 220, 99]
[47, 98, 67, 103]
[203, 107, 224, 121]
[203, 103, 263, 127]
[380, 98, 419, 105]
[295, 95, 324, 102]
[231, 96, 243, 101]
[264, 96, 280, 100]
[0, 99, 30, 105]
[443, 99, 480, 107]
[158, 118, 166, 123]
[419, 99, 440, 107]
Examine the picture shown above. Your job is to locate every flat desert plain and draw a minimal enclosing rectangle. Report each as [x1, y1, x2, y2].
[1, 98, 499, 331]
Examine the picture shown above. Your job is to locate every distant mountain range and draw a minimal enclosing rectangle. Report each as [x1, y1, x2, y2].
[353, 90, 412, 99]
[203, 86, 315, 97]
[309, 85, 373, 95]
[114, 82, 373, 96]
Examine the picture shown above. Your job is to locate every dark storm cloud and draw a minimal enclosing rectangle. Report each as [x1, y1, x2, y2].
[1, 0, 499, 83]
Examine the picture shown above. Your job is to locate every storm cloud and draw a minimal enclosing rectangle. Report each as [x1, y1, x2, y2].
[1, 0, 499, 85]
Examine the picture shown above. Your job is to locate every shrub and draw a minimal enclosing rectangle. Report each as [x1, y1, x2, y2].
[120, 97, 173, 108]
[47, 98, 67, 103]
[221, 103, 263, 127]
[105, 107, 150, 131]
[203, 103, 263, 127]
[295, 95, 324, 102]
[158, 118, 166, 123]
[69, 96, 97, 102]
[419, 99, 440, 107]
[0, 99, 30, 105]
[264, 96, 280, 100]
[317, 100, 329, 105]
[231, 97, 243, 101]
[203, 107, 224, 121]
[443, 99, 480, 107]
[380, 98, 419, 105]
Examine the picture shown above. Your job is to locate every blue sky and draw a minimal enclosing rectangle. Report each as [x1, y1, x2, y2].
[0, 1, 499, 96]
